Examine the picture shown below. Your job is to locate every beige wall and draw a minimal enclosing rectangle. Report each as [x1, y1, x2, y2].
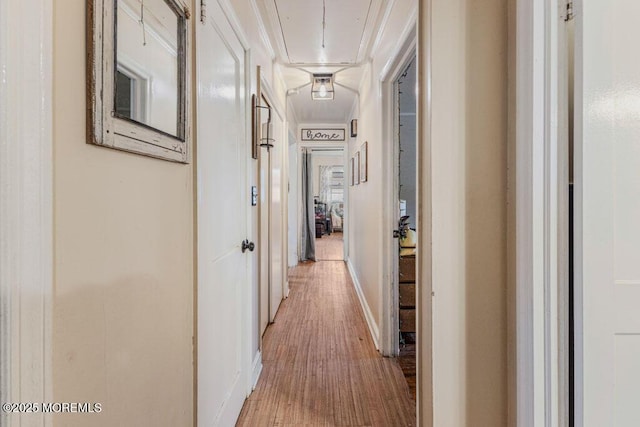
[347, 0, 418, 340]
[420, 0, 508, 425]
[53, 1, 194, 425]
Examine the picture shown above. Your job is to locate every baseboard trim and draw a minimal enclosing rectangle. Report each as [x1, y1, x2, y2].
[251, 351, 262, 390]
[346, 258, 380, 349]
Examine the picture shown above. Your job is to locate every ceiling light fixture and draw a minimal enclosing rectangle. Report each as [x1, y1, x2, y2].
[312, 73, 334, 101]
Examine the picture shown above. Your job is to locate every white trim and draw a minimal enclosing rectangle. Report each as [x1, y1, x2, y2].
[250, 351, 263, 391]
[380, 32, 417, 358]
[356, 0, 385, 63]
[255, 0, 288, 63]
[368, 0, 397, 59]
[379, 7, 418, 82]
[571, 2, 583, 424]
[249, 0, 277, 60]
[614, 280, 640, 286]
[0, 0, 54, 425]
[515, 0, 546, 423]
[217, 0, 251, 51]
[515, 0, 568, 425]
[346, 259, 380, 350]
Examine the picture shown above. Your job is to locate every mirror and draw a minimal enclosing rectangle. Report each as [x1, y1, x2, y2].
[115, 0, 180, 137]
[87, 0, 190, 162]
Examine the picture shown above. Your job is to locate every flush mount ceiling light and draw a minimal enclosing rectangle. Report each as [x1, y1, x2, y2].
[311, 74, 334, 101]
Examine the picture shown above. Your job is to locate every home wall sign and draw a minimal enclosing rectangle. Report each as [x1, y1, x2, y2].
[301, 128, 346, 142]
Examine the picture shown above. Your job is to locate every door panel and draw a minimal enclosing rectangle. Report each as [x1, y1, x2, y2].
[258, 96, 270, 335]
[578, 1, 640, 425]
[269, 115, 284, 321]
[197, 2, 247, 425]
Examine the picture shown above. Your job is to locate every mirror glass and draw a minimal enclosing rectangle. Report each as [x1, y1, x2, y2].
[116, 0, 180, 137]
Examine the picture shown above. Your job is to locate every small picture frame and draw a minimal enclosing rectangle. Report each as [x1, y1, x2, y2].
[354, 151, 360, 185]
[350, 157, 355, 186]
[350, 119, 358, 137]
[360, 141, 368, 183]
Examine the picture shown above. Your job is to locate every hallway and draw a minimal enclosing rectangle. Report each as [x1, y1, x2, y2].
[237, 256, 415, 426]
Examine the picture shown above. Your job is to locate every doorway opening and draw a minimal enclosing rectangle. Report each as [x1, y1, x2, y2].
[311, 148, 346, 262]
[293, 145, 347, 265]
[394, 54, 418, 399]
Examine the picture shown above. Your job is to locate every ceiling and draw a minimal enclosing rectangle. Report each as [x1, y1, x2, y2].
[257, 0, 389, 125]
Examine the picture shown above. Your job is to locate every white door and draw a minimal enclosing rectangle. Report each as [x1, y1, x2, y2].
[258, 94, 285, 329]
[576, 1, 640, 425]
[269, 111, 285, 320]
[258, 95, 270, 335]
[196, 3, 248, 425]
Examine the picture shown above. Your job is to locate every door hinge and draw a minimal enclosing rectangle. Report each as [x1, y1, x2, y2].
[200, 0, 207, 24]
[564, 1, 574, 21]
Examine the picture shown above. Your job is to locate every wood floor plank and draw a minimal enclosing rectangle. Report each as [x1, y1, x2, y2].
[314, 232, 345, 261]
[237, 237, 416, 427]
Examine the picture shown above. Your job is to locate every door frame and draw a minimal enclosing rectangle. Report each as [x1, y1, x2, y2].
[296, 141, 349, 263]
[257, 78, 288, 327]
[512, 0, 571, 424]
[381, 37, 417, 358]
[0, 0, 54, 423]
[194, 0, 256, 411]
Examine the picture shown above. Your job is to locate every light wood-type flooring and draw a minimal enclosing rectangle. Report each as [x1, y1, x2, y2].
[315, 231, 344, 261]
[236, 237, 416, 426]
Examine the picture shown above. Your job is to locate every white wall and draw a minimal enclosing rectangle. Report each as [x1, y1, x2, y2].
[347, 0, 418, 344]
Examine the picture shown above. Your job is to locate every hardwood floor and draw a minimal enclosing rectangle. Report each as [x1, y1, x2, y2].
[236, 257, 416, 426]
[315, 231, 344, 261]
[398, 334, 416, 401]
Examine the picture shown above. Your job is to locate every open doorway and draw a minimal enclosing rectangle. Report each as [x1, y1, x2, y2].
[394, 55, 418, 399]
[294, 145, 346, 263]
[311, 148, 345, 261]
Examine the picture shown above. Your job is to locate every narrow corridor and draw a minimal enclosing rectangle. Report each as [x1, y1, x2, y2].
[237, 243, 415, 426]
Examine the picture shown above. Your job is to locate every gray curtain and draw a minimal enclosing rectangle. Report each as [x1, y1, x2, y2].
[300, 149, 316, 261]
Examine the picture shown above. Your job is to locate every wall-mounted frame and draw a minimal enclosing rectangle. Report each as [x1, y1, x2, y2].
[301, 128, 346, 142]
[87, 0, 192, 163]
[354, 151, 361, 185]
[360, 141, 368, 182]
[350, 119, 358, 137]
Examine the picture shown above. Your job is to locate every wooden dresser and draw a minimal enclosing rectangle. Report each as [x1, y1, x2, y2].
[398, 255, 416, 333]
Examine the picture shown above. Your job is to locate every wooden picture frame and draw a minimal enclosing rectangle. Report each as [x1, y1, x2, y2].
[350, 157, 355, 186]
[360, 141, 368, 182]
[87, 0, 192, 163]
[350, 119, 358, 137]
[354, 151, 360, 185]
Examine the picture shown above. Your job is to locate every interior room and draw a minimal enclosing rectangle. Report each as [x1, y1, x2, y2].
[311, 148, 345, 261]
[396, 55, 418, 398]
